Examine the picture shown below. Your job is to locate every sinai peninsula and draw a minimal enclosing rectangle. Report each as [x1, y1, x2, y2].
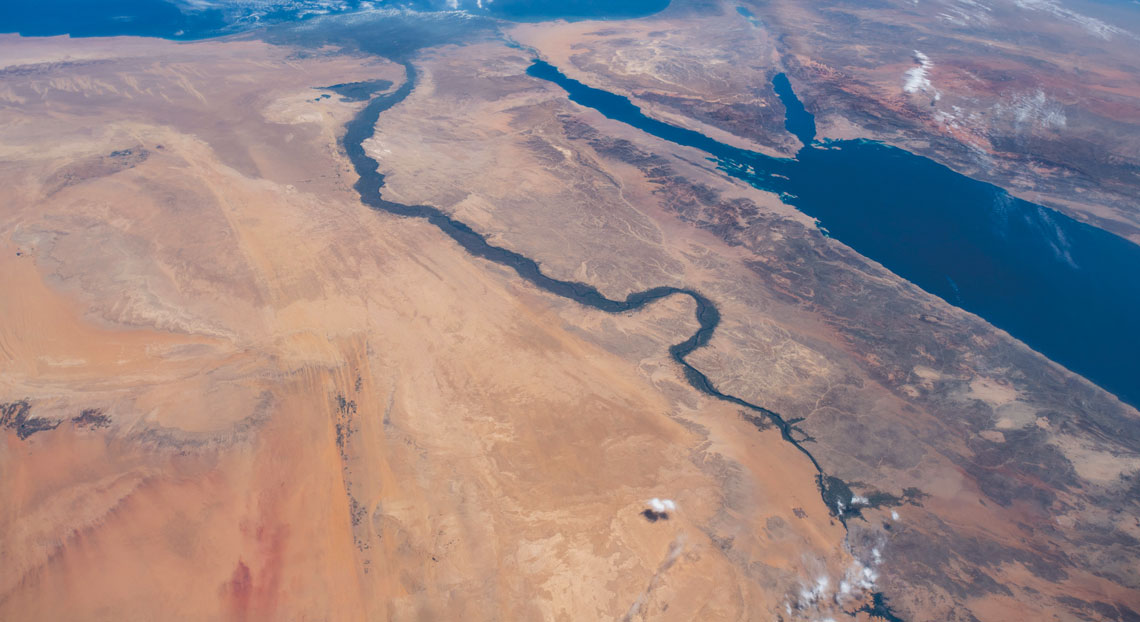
[3, 0, 1140, 619]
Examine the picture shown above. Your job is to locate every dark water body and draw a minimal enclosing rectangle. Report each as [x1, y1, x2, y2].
[321, 79, 394, 102]
[0, 0, 475, 40]
[0, 0, 395, 40]
[525, 60, 792, 194]
[0, 0, 226, 39]
[771, 73, 816, 146]
[527, 61, 1140, 410]
[2, 0, 670, 40]
[860, 592, 906, 622]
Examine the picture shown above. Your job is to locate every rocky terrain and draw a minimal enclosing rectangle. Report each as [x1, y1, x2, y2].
[364, 32, 1140, 622]
[511, 0, 1140, 244]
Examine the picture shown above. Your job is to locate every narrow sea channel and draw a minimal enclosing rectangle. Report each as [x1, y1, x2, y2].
[527, 60, 1140, 410]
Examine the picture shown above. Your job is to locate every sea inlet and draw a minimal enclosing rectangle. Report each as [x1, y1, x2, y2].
[526, 60, 1140, 411]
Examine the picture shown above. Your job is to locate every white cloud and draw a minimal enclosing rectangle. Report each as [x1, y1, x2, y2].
[994, 90, 1067, 131]
[936, 0, 994, 27]
[789, 536, 888, 618]
[903, 50, 941, 102]
[1013, 0, 1131, 40]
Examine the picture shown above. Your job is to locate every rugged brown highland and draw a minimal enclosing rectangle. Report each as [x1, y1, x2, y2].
[1, 1, 1139, 621]
[513, 0, 1140, 243]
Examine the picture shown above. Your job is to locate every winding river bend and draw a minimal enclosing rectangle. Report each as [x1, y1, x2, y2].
[341, 64, 850, 518]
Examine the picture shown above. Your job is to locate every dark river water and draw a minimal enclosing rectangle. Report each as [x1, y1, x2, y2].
[341, 68, 907, 619]
[344, 66, 822, 462]
[527, 60, 1140, 410]
[339, 67, 896, 536]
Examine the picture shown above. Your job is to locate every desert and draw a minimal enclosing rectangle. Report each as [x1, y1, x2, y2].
[2, 1, 1139, 620]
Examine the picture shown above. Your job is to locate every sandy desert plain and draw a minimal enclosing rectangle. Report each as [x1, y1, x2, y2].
[2, 0, 1140, 620]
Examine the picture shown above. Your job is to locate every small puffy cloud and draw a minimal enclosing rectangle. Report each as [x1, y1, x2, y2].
[643, 498, 678, 522]
[903, 50, 941, 102]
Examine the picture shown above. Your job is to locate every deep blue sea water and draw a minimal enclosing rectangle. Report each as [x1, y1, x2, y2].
[771, 72, 816, 145]
[0, 0, 227, 39]
[0, 0, 671, 39]
[527, 61, 1140, 409]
